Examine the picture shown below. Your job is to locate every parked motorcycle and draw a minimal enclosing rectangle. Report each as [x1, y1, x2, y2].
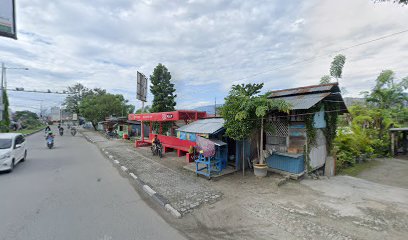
[71, 127, 77, 136]
[151, 143, 163, 158]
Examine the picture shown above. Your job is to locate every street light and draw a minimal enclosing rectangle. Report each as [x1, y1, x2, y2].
[0, 62, 30, 121]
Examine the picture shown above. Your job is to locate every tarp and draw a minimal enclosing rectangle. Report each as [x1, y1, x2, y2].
[196, 136, 215, 157]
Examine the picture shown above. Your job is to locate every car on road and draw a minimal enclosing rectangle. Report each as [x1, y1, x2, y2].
[0, 133, 27, 173]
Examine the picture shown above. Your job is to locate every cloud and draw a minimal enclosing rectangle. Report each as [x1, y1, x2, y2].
[0, 0, 407, 113]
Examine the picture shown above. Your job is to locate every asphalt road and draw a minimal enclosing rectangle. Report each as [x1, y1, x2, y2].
[0, 127, 186, 240]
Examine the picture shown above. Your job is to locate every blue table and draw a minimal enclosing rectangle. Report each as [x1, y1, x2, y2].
[195, 154, 226, 179]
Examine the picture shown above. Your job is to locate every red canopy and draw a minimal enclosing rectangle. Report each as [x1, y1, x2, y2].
[128, 110, 207, 122]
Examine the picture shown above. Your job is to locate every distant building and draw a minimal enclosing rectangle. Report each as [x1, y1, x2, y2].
[50, 107, 60, 122]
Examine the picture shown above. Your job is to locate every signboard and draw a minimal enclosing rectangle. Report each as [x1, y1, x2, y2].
[136, 71, 147, 102]
[0, 0, 17, 39]
[72, 113, 78, 121]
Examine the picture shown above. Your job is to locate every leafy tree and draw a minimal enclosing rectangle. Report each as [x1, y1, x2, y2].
[330, 54, 346, 80]
[220, 83, 291, 166]
[319, 54, 346, 84]
[320, 75, 331, 84]
[15, 110, 38, 120]
[0, 90, 10, 132]
[150, 64, 177, 112]
[364, 70, 408, 109]
[64, 83, 94, 114]
[14, 110, 42, 129]
[79, 92, 134, 130]
[135, 105, 151, 114]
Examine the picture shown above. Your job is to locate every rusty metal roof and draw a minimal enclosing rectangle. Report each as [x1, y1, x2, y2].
[269, 83, 339, 98]
[276, 92, 331, 110]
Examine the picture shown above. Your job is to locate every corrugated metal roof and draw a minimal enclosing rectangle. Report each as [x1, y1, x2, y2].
[208, 139, 227, 146]
[177, 118, 225, 134]
[269, 83, 338, 98]
[275, 92, 330, 110]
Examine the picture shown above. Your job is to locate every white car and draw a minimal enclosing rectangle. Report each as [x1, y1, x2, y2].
[0, 133, 27, 173]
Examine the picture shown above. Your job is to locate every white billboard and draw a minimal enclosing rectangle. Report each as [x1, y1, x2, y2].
[0, 0, 17, 39]
[136, 71, 148, 102]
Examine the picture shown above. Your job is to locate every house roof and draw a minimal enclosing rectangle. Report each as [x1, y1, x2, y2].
[276, 92, 331, 110]
[176, 118, 225, 134]
[269, 83, 340, 98]
[268, 83, 348, 112]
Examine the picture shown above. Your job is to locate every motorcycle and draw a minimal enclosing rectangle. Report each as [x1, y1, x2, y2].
[59, 128, 64, 136]
[151, 143, 163, 158]
[71, 127, 77, 136]
[46, 136, 54, 149]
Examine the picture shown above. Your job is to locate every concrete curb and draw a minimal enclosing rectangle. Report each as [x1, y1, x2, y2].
[96, 143, 182, 219]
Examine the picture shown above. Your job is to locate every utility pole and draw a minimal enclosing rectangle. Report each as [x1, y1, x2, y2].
[0, 63, 4, 121]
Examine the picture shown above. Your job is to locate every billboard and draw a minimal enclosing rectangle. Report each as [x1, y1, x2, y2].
[0, 0, 17, 39]
[136, 71, 147, 102]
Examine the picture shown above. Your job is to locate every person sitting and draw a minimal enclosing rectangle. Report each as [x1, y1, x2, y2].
[152, 135, 160, 146]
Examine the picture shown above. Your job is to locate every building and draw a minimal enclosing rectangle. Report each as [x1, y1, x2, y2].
[264, 83, 348, 175]
[50, 107, 60, 122]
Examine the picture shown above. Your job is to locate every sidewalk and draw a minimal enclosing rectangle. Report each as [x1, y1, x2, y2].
[81, 130, 222, 216]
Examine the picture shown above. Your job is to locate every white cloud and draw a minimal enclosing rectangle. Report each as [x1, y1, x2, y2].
[0, 0, 407, 113]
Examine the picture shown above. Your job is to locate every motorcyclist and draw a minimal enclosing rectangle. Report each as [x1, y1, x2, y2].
[46, 131, 54, 140]
[59, 126, 64, 135]
[45, 125, 51, 134]
[152, 135, 161, 147]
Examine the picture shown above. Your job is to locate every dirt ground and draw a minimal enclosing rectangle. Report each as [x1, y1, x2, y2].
[356, 158, 408, 188]
[168, 159, 408, 240]
[82, 131, 408, 240]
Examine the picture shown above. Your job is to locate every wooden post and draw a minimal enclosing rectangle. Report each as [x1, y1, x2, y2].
[260, 118, 264, 165]
[242, 140, 245, 176]
[391, 132, 395, 156]
[159, 122, 163, 135]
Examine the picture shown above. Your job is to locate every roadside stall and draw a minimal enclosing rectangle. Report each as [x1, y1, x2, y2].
[128, 110, 207, 160]
[176, 118, 237, 178]
[265, 83, 348, 176]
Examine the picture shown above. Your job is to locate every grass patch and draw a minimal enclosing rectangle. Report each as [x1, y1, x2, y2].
[340, 160, 380, 177]
[14, 126, 45, 135]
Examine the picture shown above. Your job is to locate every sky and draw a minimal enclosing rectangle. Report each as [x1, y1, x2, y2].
[0, 0, 407, 113]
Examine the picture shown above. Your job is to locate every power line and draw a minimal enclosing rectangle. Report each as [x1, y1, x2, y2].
[234, 29, 408, 82]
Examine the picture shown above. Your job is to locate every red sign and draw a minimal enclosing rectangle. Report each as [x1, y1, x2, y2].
[128, 110, 207, 122]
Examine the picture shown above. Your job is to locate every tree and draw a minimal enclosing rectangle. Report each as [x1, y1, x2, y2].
[135, 105, 151, 114]
[150, 64, 177, 112]
[79, 92, 135, 130]
[14, 110, 42, 129]
[330, 54, 346, 81]
[365, 70, 408, 109]
[220, 83, 291, 169]
[64, 83, 94, 114]
[320, 75, 331, 84]
[0, 90, 10, 132]
[319, 54, 346, 84]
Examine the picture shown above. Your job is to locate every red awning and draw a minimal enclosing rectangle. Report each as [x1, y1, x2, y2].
[128, 110, 207, 122]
